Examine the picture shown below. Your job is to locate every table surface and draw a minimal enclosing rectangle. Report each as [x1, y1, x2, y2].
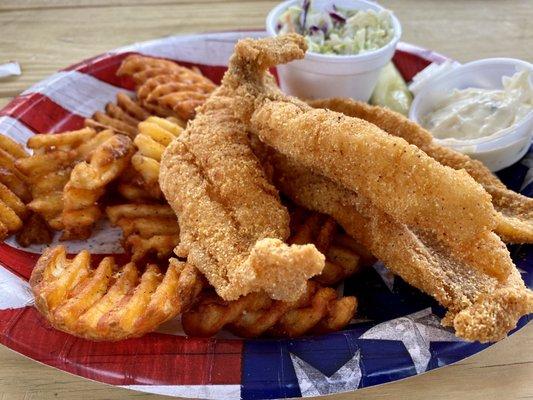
[0, 0, 532, 399]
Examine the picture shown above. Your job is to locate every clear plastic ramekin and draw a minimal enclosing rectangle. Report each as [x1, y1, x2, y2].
[410, 58, 533, 171]
[266, 0, 402, 101]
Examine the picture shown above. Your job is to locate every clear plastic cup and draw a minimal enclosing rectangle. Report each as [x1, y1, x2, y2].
[266, 0, 402, 101]
[409, 58, 533, 171]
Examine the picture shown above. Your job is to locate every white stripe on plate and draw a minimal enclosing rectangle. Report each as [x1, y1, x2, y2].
[22, 71, 133, 118]
[0, 265, 33, 309]
[0, 115, 35, 145]
[4, 219, 124, 255]
[116, 31, 267, 66]
[120, 384, 241, 400]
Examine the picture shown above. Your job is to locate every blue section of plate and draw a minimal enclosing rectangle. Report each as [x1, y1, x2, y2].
[240, 147, 533, 399]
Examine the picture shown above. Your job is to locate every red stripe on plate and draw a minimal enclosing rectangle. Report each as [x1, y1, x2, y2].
[0, 307, 243, 385]
[67, 50, 233, 87]
[0, 244, 39, 280]
[0, 243, 133, 282]
[393, 50, 432, 82]
[0, 94, 85, 134]
[65, 52, 137, 91]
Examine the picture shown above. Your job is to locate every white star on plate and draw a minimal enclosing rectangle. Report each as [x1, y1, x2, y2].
[0, 265, 34, 309]
[373, 262, 395, 291]
[359, 308, 462, 374]
[290, 350, 361, 397]
[520, 151, 533, 191]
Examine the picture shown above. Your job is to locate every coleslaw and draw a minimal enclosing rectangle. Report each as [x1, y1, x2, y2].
[277, 0, 394, 55]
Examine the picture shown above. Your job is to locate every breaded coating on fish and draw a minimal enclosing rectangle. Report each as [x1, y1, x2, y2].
[257, 147, 533, 342]
[224, 33, 511, 281]
[309, 98, 533, 244]
[159, 89, 324, 302]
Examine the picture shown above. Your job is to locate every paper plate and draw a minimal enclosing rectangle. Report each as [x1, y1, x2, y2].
[0, 31, 531, 400]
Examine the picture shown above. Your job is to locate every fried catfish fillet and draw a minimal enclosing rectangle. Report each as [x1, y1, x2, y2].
[30, 246, 202, 341]
[258, 148, 533, 342]
[222, 33, 513, 281]
[309, 98, 533, 244]
[159, 75, 324, 303]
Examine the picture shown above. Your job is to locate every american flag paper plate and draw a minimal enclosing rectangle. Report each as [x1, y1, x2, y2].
[0, 31, 531, 399]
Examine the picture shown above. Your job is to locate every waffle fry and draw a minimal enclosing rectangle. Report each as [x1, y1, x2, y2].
[117, 55, 215, 121]
[27, 127, 96, 152]
[62, 134, 134, 240]
[16, 212, 53, 247]
[30, 246, 203, 341]
[0, 182, 29, 238]
[85, 92, 151, 138]
[131, 116, 183, 196]
[16, 128, 115, 231]
[289, 210, 365, 285]
[106, 203, 180, 261]
[20, 152, 74, 230]
[0, 134, 31, 239]
[182, 281, 357, 338]
[117, 168, 159, 202]
[116, 55, 184, 85]
[140, 75, 215, 120]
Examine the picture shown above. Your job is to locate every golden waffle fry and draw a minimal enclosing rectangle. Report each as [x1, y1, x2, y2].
[62, 134, 134, 240]
[289, 210, 365, 285]
[30, 246, 203, 341]
[106, 203, 180, 261]
[118, 55, 215, 121]
[20, 153, 74, 231]
[0, 135, 30, 160]
[85, 93, 151, 138]
[333, 231, 377, 267]
[137, 74, 215, 101]
[16, 128, 115, 231]
[0, 166, 31, 204]
[0, 182, 29, 238]
[0, 133, 30, 239]
[142, 102, 187, 122]
[116, 55, 184, 85]
[139, 75, 216, 121]
[116, 168, 160, 202]
[131, 116, 183, 195]
[182, 281, 357, 338]
[16, 212, 53, 247]
[88, 111, 138, 138]
[27, 127, 96, 151]
[268, 286, 349, 337]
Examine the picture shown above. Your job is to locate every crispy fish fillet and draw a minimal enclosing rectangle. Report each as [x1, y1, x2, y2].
[309, 98, 533, 244]
[257, 147, 533, 342]
[224, 34, 511, 281]
[159, 90, 324, 302]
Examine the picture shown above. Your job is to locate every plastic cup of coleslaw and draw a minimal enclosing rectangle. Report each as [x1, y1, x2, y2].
[266, 0, 402, 101]
[410, 58, 533, 171]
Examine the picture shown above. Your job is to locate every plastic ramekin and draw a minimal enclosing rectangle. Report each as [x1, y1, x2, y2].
[410, 58, 533, 172]
[266, 0, 402, 101]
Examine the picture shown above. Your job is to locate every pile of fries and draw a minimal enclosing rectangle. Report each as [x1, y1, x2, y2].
[0, 55, 367, 341]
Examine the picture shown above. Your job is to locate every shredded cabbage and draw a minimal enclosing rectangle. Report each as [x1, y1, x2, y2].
[277, 1, 394, 55]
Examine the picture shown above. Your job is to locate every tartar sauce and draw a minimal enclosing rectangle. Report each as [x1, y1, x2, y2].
[422, 70, 532, 141]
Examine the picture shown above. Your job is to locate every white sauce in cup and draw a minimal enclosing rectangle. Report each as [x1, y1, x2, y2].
[421, 70, 532, 141]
